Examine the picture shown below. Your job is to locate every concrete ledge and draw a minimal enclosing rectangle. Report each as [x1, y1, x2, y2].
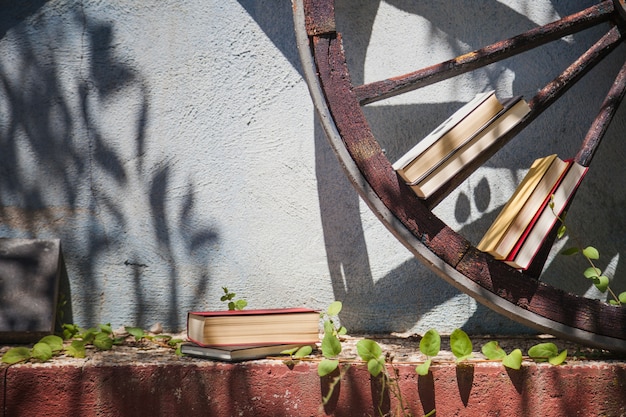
[2, 338, 626, 416]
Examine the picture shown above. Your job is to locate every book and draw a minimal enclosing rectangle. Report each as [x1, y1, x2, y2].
[505, 161, 588, 270]
[408, 96, 531, 199]
[477, 154, 569, 258]
[181, 342, 315, 362]
[393, 90, 503, 184]
[187, 307, 320, 347]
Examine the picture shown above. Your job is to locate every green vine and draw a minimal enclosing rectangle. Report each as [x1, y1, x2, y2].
[220, 287, 248, 310]
[552, 198, 626, 306]
[1, 324, 184, 365]
[313, 301, 569, 417]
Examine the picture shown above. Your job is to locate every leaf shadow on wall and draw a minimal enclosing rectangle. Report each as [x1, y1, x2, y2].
[0, 7, 218, 329]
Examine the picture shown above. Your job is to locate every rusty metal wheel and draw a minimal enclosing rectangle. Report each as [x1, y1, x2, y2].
[293, 0, 626, 351]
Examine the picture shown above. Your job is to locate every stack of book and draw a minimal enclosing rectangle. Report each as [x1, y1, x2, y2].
[183, 307, 320, 361]
[477, 154, 588, 270]
[393, 91, 531, 200]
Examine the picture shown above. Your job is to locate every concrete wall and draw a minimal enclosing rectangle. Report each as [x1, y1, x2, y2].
[1, 0, 624, 334]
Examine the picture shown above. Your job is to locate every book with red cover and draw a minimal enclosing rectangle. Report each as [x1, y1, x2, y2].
[505, 161, 588, 270]
[504, 160, 573, 260]
[187, 307, 320, 347]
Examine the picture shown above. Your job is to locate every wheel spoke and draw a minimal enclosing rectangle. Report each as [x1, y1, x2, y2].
[529, 25, 623, 117]
[354, 1, 615, 105]
[576, 59, 626, 166]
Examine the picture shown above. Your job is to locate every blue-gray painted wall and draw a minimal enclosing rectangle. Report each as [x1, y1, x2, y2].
[1, 0, 624, 334]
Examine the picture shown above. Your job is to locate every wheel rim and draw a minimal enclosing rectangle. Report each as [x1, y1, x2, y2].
[293, 0, 626, 351]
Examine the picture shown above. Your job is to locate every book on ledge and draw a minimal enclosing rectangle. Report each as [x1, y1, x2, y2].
[504, 160, 588, 270]
[406, 96, 530, 199]
[477, 154, 569, 258]
[393, 90, 503, 185]
[187, 307, 320, 347]
[181, 342, 315, 362]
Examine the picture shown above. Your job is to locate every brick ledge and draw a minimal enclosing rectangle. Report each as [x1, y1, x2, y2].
[2, 336, 626, 416]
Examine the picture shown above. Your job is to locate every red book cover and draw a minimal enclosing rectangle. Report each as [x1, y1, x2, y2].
[188, 307, 318, 317]
[505, 160, 572, 260]
[505, 161, 588, 269]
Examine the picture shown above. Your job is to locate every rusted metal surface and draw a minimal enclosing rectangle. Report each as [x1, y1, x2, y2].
[296, 0, 626, 349]
[353, 1, 615, 105]
[302, 0, 335, 36]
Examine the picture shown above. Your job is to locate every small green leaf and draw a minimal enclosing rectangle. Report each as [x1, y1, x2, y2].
[280, 347, 299, 355]
[221, 287, 234, 301]
[619, 292, 626, 304]
[168, 338, 185, 346]
[337, 326, 348, 335]
[548, 350, 567, 366]
[323, 320, 334, 334]
[327, 301, 342, 316]
[233, 299, 248, 310]
[321, 333, 342, 358]
[39, 335, 64, 352]
[583, 267, 601, 279]
[2, 347, 32, 364]
[93, 333, 114, 350]
[318, 359, 339, 377]
[420, 329, 441, 357]
[62, 323, 79, 340]
[367, 358, 385, 377]
[528, 342, 558, 361]
[450, 329, 473, 361]
[125, 327, 145, 340]
[416, 359, 432, 376]
[610, 299, 620, 306]
[32, 342, 53, 362]
[560, 247, 579, 256]
[293, 345, 313, 358]
[481, 341, 506, 360]
[65, 340, 86, 358]
[593, 276, 610, 293]
[556, 224, 567, 239]
[582, 246, 600, 260]
[99, 323, 113, 334]
[80, 327, 98, 344]
[502, 349, 522, 370]
[356, 339, 382, 362]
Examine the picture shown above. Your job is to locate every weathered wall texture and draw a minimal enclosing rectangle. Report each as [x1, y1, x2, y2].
[0, 0, 624, 333]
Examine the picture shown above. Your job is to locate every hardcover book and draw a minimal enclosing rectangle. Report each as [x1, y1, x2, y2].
[477, 154, 569, 258]
[187, 307, 320, 347]
[505, 161, 588, 270]
[393, 90, 502, 185]
[409, 96, 530, 199]
[181, 342, 314, 362]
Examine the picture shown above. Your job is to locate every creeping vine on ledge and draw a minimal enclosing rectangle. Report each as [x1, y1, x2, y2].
[551, 197, 626, 306]
[1, 323, 184, 365]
